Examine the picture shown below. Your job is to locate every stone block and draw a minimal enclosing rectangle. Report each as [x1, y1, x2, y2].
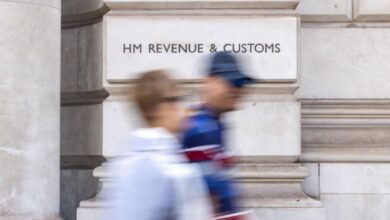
[61, 28, 79, 93]
[104, 15, 298, 81]
[61, 22, 103, 93]
[354, 0, 390, 21]
[61, 104, 102, 155]
[322, 194, 390, 220]
[297, 0, 352, 22]
[297, 28, 390, 99]
[78, 22, 103, 91]
[226, 100, 301, 156]
[320, 163, 390, 193]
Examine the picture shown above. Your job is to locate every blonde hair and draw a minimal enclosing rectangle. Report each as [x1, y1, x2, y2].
[133, 70, 178, 123]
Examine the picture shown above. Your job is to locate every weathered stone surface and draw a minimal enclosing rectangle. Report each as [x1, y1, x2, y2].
[61, 104, 103, 155]
[0, 0, 60, 218]
[61, 22, 103, 93]
[297, 28, 390, 99]
[320, 163, 390, 194]
[226, 100, 301, 157]
[321, 194, 390, 220]
[78, 23, 103, 91]
[61, 28, 79, 93]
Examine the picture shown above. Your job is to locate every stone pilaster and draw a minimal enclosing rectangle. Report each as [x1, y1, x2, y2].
[60, 0, 108, 218]
[0, 0, 61, 219]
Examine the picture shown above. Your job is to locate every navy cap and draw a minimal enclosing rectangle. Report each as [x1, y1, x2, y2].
[208, 52, 254, 88]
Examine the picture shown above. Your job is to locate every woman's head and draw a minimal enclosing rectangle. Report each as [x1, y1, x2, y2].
[133, 70, 184, 133]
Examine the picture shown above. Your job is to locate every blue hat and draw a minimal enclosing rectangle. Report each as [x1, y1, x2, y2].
[208, 52, 254, 88]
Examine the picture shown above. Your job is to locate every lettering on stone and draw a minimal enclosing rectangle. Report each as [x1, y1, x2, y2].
[122, 43, 282, 54]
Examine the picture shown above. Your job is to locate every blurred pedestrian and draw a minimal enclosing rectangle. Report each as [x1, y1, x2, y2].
[107, 70, 213, 220]
[182, 52, 254, 218]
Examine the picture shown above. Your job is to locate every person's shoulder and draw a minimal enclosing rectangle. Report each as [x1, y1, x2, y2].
[182, 107, 221, 149]
[186, 107, 217, 129]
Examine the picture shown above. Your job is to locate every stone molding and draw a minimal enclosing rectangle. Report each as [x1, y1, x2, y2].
[103, 82, 299, 100]
[105, 0, 299, 10]
[106, 9, 300, 17]
[61, 155, 106, 169]
[238, 155, 299, 163]
[61, 89, 109, 106]
[77, 160, 323, 210]
[62, 5, 110, 29]
[301, 99, 390, 125]
[300, 99, 390, 162]
[300, 147, 390, 163]
[301, 22, 390, 28]
[301, 99, 390, 115]
[236, 163, 323, 208]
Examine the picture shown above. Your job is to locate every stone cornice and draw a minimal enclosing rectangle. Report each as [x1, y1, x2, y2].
[236, 163, 309, 181]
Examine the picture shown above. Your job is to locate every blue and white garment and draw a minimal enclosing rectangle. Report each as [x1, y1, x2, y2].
[106, 128, 213, 220]
[182, 106, 238, 214]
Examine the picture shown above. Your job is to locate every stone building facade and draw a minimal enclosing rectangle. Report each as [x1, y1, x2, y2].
[1, 0, 390, 219]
